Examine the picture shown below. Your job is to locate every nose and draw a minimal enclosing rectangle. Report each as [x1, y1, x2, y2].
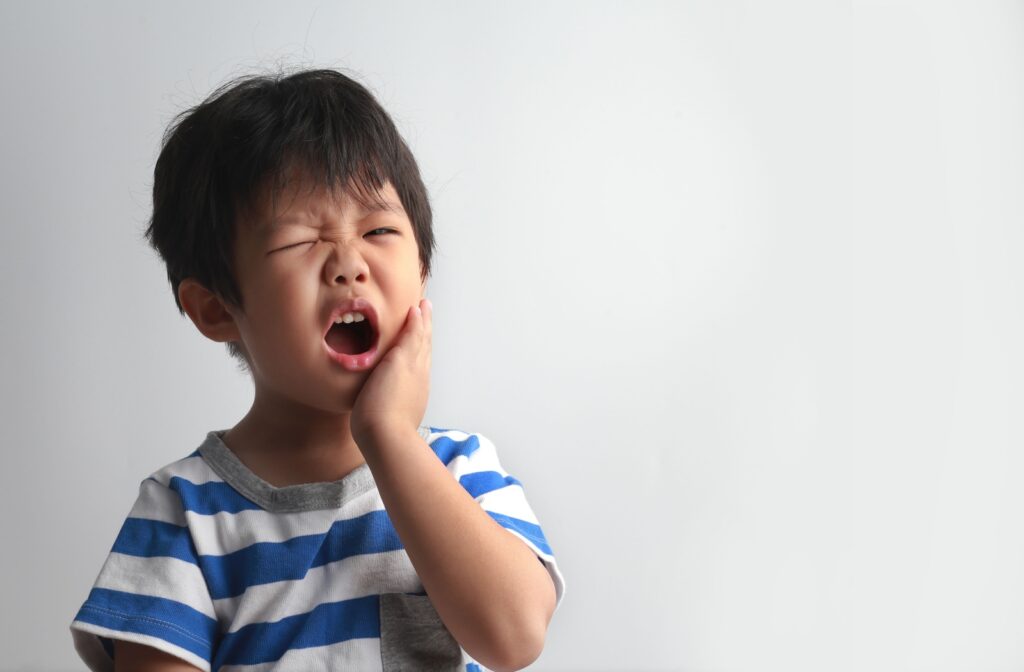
[324, 242, 369, 286]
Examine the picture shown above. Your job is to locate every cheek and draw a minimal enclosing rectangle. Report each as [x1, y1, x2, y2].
[244, 279, 312, 335]
[260, 268, 311, 302]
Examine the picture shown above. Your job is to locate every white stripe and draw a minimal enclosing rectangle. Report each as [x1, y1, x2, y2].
[128, 480, 187, 526]
[184, 490, 385, 556]
[217, 636, 382, 672]
[477, 485, 541, 525]
[216, 549, 421, 630]
[94, 553, 217, 620]
[70, 622, 210, 672]
[149, 454, 224, 487]
[445, 434, 506, 476]
[447, 452, 499, 478]
[430, 428, 472, 442]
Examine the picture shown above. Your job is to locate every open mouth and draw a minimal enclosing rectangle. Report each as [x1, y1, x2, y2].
[325, 317, 378, 355]
[322, 298, 381, 371]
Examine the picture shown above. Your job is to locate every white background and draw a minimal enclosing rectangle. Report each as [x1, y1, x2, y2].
[2, 2, 1023, 670]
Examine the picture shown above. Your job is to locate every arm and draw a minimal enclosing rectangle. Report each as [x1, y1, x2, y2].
[114, 641, 202, 672]
[351, 299, 557, 671]
[361, 428, 557, 671]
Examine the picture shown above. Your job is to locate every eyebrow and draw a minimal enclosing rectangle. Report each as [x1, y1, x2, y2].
[267, 199, 406, 228]
[361, 199, 406, 216]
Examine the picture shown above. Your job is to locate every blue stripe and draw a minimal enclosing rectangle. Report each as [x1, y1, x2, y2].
[214, 594, 379, 667]
[112, 518, 199, 565]
[169, 476, 263, 514]
[74, 587, 218, 662]
[487, 511, 553, 556]
[430, 433, 481, 465]
[467, 664, 482, 672]
[201, 509, 403, 600]
[459, 471, 522, 499]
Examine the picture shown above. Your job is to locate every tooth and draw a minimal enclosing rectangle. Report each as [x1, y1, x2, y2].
[333, 311, 367, 325]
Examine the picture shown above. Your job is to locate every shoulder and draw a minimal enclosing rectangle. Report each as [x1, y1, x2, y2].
[129, 435, 231, 518]
[145, 447, 219, 489]
[421, 426, 520, 489]
[421, 426, 501, 467]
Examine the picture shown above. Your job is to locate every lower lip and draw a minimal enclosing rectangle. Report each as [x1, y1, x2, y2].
[324, 340, 380, 372]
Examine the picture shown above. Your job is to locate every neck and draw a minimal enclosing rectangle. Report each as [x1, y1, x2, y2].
[222, 386, 365, 487]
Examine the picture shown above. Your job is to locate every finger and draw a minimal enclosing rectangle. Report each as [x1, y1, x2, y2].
[403, 305, 419, 342]
[411, 302, 424, 335]
[421, 298, 432, 344]
[400, 304, 422, 357]
[398, 304, 419, 345]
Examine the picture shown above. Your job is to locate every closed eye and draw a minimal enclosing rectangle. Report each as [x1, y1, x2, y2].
[270, 229, 396, 254]
[272, 241, 316, 253]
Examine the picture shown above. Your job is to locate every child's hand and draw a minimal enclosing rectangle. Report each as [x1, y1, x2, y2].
[351, 298, 432, 450]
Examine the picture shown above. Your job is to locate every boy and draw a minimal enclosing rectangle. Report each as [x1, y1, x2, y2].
[70, 69, 564, 672]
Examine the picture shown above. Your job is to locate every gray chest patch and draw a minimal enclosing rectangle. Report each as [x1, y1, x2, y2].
[379, 593, 463, 671]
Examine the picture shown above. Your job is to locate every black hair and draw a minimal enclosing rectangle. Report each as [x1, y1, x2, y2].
[144, 68, 435, 370]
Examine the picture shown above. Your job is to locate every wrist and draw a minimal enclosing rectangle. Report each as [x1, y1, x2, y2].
[354, 423, 422, 456]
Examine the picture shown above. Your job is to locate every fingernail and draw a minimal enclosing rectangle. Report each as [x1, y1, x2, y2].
[423, 298, 432, 311]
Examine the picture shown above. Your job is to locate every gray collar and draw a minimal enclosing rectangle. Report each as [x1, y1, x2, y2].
[197, 427, 431, 513]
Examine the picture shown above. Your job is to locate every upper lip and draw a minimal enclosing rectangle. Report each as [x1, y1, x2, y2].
[323, 296, 379, 340]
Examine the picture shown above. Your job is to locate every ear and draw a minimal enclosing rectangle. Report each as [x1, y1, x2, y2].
[178, 278, 242, 343]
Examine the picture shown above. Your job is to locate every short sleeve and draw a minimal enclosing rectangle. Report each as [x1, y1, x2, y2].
[70, 477, 218, 671]
[427, 428, 566, 609]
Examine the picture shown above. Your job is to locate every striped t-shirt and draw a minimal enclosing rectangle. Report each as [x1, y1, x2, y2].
[70, 426, 565, 671]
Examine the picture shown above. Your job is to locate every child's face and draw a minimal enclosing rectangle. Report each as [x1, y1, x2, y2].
[226, 173, 426, 413]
